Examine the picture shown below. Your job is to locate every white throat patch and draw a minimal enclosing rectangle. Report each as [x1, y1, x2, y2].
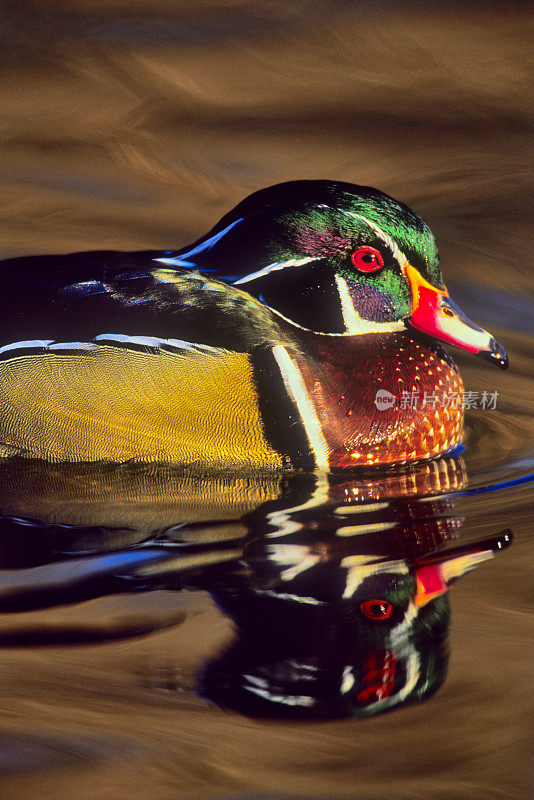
[334, 276, 404, 334]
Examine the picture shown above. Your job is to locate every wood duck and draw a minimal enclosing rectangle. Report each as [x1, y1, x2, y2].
[0, 181, 508, 469]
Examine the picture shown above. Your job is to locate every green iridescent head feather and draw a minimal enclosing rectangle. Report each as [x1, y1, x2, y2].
[207, 180, 443, 288]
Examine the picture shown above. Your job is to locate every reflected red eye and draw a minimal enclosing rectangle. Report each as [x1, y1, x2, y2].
[351, 247, 384, 272]
[360, 599, 393, 620]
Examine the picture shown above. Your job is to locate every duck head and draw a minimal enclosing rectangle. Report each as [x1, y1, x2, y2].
[162, 180, 508, 369]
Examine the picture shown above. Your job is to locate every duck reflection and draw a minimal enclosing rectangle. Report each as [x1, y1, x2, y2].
[199, 526, 510, 718]
[0, 456, 512, 719]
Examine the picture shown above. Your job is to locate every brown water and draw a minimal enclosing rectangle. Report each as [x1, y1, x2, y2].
[0, 2, 533, 799]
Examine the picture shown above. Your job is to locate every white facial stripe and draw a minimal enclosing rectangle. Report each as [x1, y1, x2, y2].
[335, 276, 404, 334]
[363, 647, 421, 713]
[341, 560, 409, 599]
[233, 256, 317, 285]
[265, 302, 404, 338]
[393, 649, 421, 705]
[390, 600, 418, 643]
[272, 345, 330, 471]
[341, 209, 409, 268]
[335, 275, 361, 333]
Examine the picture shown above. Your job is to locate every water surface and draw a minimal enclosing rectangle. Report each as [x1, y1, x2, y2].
[0, 3, 532, 799]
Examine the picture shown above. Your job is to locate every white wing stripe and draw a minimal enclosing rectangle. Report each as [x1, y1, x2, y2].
[0, 335, 218, 359]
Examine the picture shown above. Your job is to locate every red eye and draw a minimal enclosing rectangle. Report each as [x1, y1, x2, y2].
[360, 599, 393, 620]
[351, 247, 384, 273]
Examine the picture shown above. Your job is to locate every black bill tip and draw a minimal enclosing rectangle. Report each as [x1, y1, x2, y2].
[476, 338, 509, 370]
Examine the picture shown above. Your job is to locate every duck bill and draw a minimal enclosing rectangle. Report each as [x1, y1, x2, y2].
[413, 530, 512, 607]
[403, 264, 508, 370]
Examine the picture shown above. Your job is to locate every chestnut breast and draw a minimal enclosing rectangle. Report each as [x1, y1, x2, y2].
[291, 331, 463, 467]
